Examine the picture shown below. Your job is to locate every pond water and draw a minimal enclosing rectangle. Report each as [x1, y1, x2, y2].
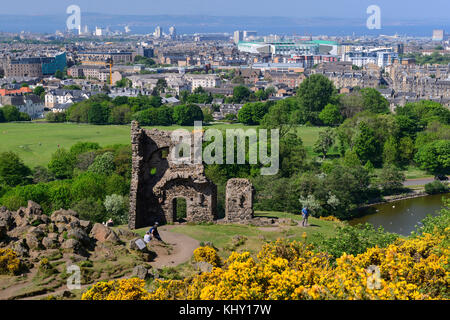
[349, 194, 449, 236]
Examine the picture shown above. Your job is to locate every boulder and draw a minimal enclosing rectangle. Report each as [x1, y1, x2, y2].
[79, 220, 92, 233]
[0, 223, 7, 240]
[42, 233, 59, 249]
[25, 201, 43, 216]
[27, 226, 46, 240]
[67, 227, 91, 247]
[90, 223, 120, 243]
[195, 261, 214, 273]
[61, 239, 83, 254]
[67, 220, 81, 230]
[12, 208, 30, 228]
[0, 210, 14, 230]
[25, 233, 41, 250]
[132, 265, 149, 280]
[50, 209, 79, 223]
[12, 240, 29, 257]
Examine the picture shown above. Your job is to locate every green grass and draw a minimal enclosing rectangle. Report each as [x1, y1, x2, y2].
[135, 211, 342, 259]
[0, 122, 322, 167]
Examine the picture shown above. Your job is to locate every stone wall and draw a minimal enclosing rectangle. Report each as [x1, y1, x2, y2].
[225, 178, 254, 222]
[129, 121, 217, 229]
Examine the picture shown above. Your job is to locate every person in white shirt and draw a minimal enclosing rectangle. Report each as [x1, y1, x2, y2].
[143, 231, 151, 243]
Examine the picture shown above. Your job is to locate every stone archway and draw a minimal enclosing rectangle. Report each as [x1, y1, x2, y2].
[129, 122, 217, 229]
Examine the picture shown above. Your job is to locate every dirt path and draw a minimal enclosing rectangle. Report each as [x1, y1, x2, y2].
[0, 268, 38, 300]
[148, 226, 200, 269]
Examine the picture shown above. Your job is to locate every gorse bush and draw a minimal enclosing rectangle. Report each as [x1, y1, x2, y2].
[0, 249, 22, 275]
[193, 246, 222, 267]
[82, 278, 151, 300]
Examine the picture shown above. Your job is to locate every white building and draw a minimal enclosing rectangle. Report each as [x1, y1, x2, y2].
[45, 89, 92, 108]
[0, 95, 44, 119]
[184, 74, 221, 91]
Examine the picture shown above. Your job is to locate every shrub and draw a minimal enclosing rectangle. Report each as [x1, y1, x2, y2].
[0, 249, 22, 275]
[72, 198, 107, 223]
[88, 152, 115, 176]
[193, 246, 222, 267]
[82, 279, 151, 300]
[104, 194, 128, 225]
[424, 181, 449, 195]
[313, 223, 398, 261]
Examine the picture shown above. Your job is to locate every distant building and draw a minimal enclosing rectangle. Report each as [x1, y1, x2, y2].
[169, 26, 177, 39]
[0, 94, 44, 119]
[135, 46, 154, 58]
[4, 52, 67, 78]
[432, 29, 445, 41]
[234, 31, 244, 44]
[154, 26, 162, 39]
[45, 89, 95, 109]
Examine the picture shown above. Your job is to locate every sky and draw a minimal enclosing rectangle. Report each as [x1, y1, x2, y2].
[1, 0, 449, 20]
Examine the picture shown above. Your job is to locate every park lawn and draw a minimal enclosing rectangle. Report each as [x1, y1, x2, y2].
[135, 211, 342, 260]
[0, 122, 324, 167]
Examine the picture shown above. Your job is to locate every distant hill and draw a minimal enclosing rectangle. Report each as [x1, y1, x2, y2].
[0, 13, 448, 36]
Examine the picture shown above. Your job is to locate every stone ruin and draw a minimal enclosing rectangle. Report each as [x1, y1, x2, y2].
[225, 178, 255, 222]
[128, 122, 255, 229]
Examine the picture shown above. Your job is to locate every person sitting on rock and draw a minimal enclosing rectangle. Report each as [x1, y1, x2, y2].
[144, 231, 151, 243]
[149, 222, 162, 241]
[106, 218, 114, 227]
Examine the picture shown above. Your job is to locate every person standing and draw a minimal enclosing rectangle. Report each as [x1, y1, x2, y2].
[301, 207, 310, 227]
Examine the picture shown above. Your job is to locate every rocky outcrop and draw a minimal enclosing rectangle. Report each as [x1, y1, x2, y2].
[90, 223, 120, 243]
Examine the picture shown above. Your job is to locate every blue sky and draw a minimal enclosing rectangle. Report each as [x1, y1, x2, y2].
[1, 0, 449, 20]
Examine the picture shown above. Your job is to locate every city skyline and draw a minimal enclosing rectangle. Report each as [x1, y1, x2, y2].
[0, 0, 449, 20]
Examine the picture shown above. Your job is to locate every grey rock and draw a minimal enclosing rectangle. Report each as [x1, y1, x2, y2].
[195, 261, 214, 273]
[79, 220, 92, 233]
[67, 227, 91, 246]
[132, 265, 149, 280]
[0, 223, 7, 240]
[25, 233, 41, 250]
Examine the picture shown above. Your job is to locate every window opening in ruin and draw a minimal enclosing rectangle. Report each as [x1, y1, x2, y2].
[173, 197, 187, 222]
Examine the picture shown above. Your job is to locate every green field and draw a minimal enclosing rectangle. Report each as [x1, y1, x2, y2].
[0, 122, 325, 167]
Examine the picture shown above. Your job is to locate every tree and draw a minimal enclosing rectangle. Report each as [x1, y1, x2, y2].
[414, 140, 450, 176]
[237, 103, 255, 125]
[0, 152, 32, 187]
[70, 142, 100, 157]
[297, 74, 336, 123]
[88, 103, 109, 124]
[360, 88, 390, 114]
[376, 165, 406, 194]
[48, 148, 76, 179]
[55, 69, 64, 80]
[354, 121, 382, 166]
[0, 109, 4, 123]
[88, 152, 115, 176]
[109, 105, 132, 124]
[279, 133, 307, 177]
[33, 86, 45, 97]
[319, 104, 343, 126]
[233, 86, 252, 103]
[104, 194, 128, 225]
[172, 104, 203, 125]
[261, 98, 299, 138]
[1, 105, 20, 122]
[313, 128, 335, 160]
